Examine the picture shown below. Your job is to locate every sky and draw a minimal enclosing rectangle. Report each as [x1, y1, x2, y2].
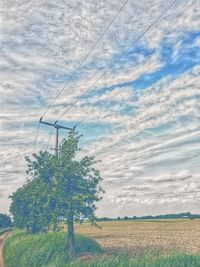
[0, 0, 200, 217]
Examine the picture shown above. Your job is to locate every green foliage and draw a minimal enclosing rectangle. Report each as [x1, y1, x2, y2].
[10, 176, 53, 233]
[4, 231, 103, 267]
[0, 213, 12, 228]
[9, 132, 104, 234]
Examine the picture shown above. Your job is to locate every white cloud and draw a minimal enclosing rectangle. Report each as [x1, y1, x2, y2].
[0, 0, 200, 216]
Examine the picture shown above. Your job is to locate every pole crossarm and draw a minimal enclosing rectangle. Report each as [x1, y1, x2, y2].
[39, 117, 75, 131]
[39, 117, 75, 157]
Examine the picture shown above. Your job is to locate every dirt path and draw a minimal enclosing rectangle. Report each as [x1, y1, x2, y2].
[0, 231, 11, 267]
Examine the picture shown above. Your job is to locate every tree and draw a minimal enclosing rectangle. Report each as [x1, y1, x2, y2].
[0, 214, 12, 229]
[10, 132, 104, 257]
[10, 175, 53, 233]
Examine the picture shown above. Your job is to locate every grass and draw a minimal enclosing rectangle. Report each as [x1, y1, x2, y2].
[4, 220, 200, 267]
[3, 230, 103, 267]
[3, 229, 200, 267]
[70, 253, 200, 267]
[0, 228, 11, 235]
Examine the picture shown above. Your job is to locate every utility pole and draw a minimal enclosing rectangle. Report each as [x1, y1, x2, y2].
[39, 117, 75, 157]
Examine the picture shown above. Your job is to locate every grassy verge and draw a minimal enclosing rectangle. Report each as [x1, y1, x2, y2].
[3, 230, 103, 267]
[4, 230, 200, 267]
[70, 253, 200, 267]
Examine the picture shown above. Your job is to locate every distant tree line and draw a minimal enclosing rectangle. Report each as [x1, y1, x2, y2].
[96, 212, 200, 221]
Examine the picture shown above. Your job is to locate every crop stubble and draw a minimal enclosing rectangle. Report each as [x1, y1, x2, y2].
[74, 219, 200, 254]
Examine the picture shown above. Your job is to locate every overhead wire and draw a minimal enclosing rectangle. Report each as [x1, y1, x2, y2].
[68, 0, 178, 128]
[33, 122, 41, 153]
[76, 62, 158, 128]
[72, 0, 178, 162]
[40, 0, 129, 120]
[33, 0, 129, 152]
[45, 128, 55, 151]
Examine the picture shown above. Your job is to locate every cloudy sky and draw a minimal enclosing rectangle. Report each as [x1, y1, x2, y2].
[0, 0, 200, 217]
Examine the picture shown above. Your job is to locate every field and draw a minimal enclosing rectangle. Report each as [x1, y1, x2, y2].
[73, 219, 200, 255]
[4, 220, 200, 267]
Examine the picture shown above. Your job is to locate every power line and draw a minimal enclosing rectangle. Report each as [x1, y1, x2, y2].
[78, 67, 197, 161]
[33, 122, 41, 153]
[34, 0, 176, 152]
[33, 0, 129, 152]
[76, 62, 158, 127]
[41, 0, 129, 120]
[45, 128, 54, 151]
[57, 0, 177, 124]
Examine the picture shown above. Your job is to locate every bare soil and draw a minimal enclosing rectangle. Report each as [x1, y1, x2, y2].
[0, 231, 11, 267]
[71, 219, 200, 255]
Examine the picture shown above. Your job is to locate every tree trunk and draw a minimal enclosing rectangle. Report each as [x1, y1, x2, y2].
[31, 224, 38, 234]
[67, 210, 75, 258]
[53, 222, 56, 232]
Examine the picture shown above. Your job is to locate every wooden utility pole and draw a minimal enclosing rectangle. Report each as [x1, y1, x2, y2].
[39, 117, 75, 157]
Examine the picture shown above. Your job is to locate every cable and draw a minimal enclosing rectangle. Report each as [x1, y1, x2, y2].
[34, 0, 176, 151]
[57, 0, 177, 123]
[76, 0, 177, 126]
[80, 71, 199, 159]
[33, 122, 41, 153]
[46, 128, 54, 151]
[76, 62, 158, 127]
[40, 0, 129, 119]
